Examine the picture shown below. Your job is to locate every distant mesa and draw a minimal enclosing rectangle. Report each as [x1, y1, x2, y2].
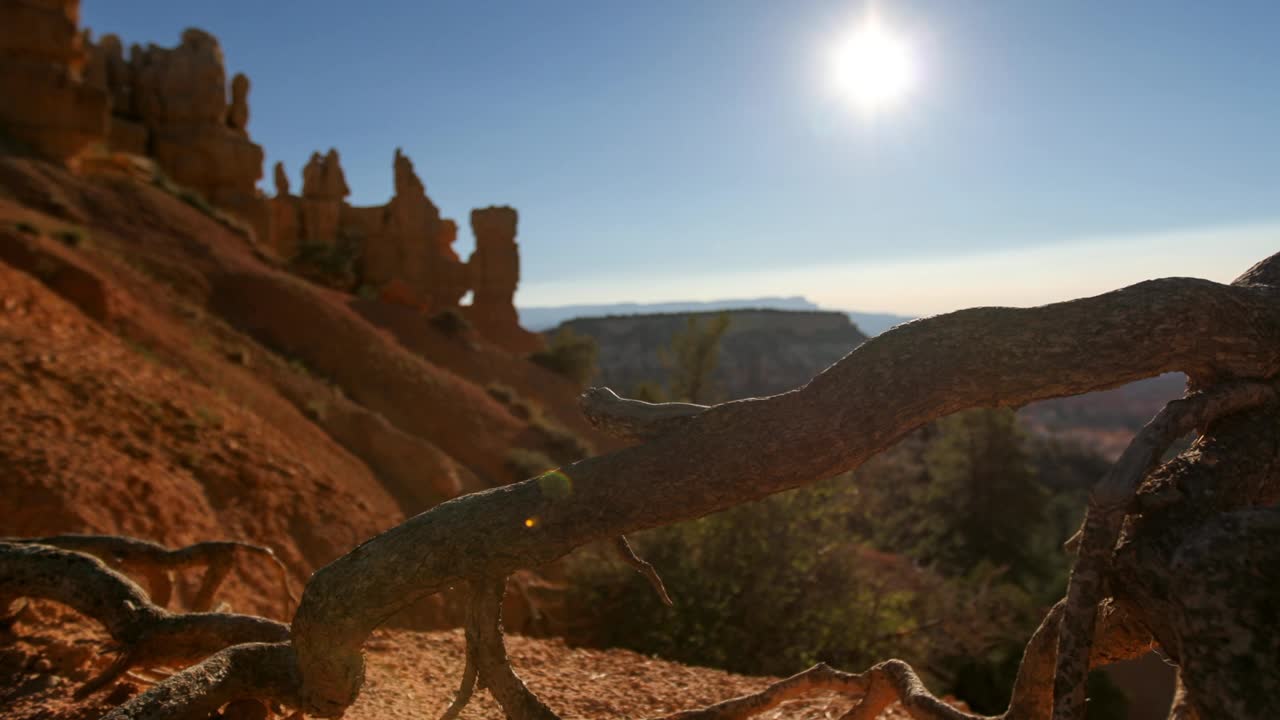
[519, 297, 823, 331]
[553, 309, 870, 400]
[0, 0, 541, 353]
[520, 298, 914, 338]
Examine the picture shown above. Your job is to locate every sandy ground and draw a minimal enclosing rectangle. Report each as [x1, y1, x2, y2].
[0, 601, 930, 720]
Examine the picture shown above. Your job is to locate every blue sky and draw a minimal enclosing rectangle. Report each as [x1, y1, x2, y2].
[83, 1, 1279, 314]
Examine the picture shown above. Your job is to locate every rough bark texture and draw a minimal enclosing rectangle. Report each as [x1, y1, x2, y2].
[1051, 380, 1279, 720]
[3, 534, 295, 615]
[99, 642, 299, 720]
[56, 252, 1280, 718]
[291, 268, 1280, 715]
[0, 542, 289, 694]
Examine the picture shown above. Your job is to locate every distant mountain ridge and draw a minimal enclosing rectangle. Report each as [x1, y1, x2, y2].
[520, 297, 913, 336]
[520, 296, 819, 331]
[550, 308, 868, 401]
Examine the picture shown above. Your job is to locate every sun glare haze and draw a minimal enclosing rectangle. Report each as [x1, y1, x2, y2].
[830, 12, 916, 112]
[3, 3, 1279, 719]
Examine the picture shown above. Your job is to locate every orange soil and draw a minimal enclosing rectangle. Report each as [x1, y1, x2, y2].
[0, 154, 942, 719]
[0, 153, 608, 618]
[1, 601, 926, 720]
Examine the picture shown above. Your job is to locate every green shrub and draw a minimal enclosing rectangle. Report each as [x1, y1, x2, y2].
[505, 448, 558, 480]
[304, 398, 328, 422]
[567, 413, 1123, 716]
[54, 226, 88, 248]
[629, 381, 668, 403]
[430, 307, 472, 337]
[150, 171, 252, 237]
[486, 383, 535, 420]
[566, 474, 1020, 681]
[662, 311, 730, 403]
[15, 221, 39, 235]
[529, 415, 593, 465]
[290, 240, 359, 291]
[529, 328, 598, 387]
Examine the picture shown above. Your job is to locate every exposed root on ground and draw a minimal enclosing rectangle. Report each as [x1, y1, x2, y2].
[438, 643, 478, 720]
[466, 576, 560, 720]
[0, 542, 290, 697]
[434, 571, 1150, 720]
[100, 641, 299, 720]
[2, 534, 296, 616]
[1050, 380, 1278, 720]
[12, 253, 1280, 718]
[655, 663, 868, 720]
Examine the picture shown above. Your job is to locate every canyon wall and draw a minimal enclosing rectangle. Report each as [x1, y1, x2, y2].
[0, 0, 541, 353]
[0, 0, 108, 163]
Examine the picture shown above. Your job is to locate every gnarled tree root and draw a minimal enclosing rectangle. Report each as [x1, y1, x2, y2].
[466, 575, 561, 720]
[2, 533, 297, 616]
[100, 641, 300, 720]
[1051, 379, 1279, 720]
[18, 253, 1280, 719]
[437, 572, 1151, 720]
[0, 542, 290, 696]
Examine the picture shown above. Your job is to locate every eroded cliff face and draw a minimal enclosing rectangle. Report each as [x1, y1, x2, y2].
[268, 149, 540, 352]
[0, 0, 108, 164]
[464, 206, 543, 353]
[556, 309, 871, 400]
[0, 0, 540, 353]
[82, 27, 265, 230]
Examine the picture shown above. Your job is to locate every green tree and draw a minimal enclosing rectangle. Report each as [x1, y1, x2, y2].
[662, 312, 731, 403]
[529, 327, 599, 388]
[919, 408, 1050, 585]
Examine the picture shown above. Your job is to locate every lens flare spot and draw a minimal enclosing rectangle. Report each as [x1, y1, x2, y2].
[537, 470, 574, 500]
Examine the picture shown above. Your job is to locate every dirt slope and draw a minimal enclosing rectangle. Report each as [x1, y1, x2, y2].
[0, 601, 929, 720]
[0, 153, 606, 620]
[0, 260, 399, 618]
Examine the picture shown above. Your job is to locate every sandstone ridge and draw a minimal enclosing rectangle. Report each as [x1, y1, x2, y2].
[0, 0, 540, 353]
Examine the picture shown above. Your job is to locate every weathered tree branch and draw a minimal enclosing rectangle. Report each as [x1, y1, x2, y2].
[40, 252, 1280, 719]
[581, 387, 708, 442]
[438, 642, 478, 720]
[100, 642, 299, 720]
[613, 535, 674, 606]
[290, 262, 1280, 715]
[0, 542, 290, 696]
[466, 575, 560, 720]
[3, 533, 296, 616]
[1167, 671, 1199, 720]
[657, 662, 868, 720]
[1051, 379, 1280, 720]
[1109, 393, 1280, 718]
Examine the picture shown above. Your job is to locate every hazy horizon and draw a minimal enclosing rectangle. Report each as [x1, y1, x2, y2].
[85, 1, 1280, 315]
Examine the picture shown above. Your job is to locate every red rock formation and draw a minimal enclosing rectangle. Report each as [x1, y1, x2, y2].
[83, 33, 146, 154]
[0, 0, 108, 164]
[267, 160, 301, 258]
[273, 160, 290, 196]
[465, 206, 543, 353]
[300, 148, 348, 244]
[132, 29, 264, 218]
[5, 5, 543, 353]
[373, 148, 469, 309]
[227, 72, 250, 134]
[79, 27, 267, 232]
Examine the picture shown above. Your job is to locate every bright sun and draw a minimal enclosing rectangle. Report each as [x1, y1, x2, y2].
[830, 15, 916, 112]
